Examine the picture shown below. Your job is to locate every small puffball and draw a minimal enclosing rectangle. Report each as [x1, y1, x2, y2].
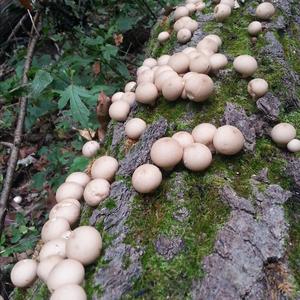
[186, 3, 196, 14]
[39, 238, 67, 260]
[209, 53, 228, 72]
[13, 196, 22, 204]
[124, 81, 136, 92]
[248, 21, 262, 36]
[125, 118, 147, 140]
[233, 55, 258, 77]
[91, 156, 118, 181]
[162, 76, 184, 101]
[168, 52, 190, 74]
[192, 123, 217, 145]
[204, 34, 222, 47]
[65, 172, 90, 187]
[157, 55, 171, 66]
[183, 143, 212, 171]
[247, 78, 268, 99]
[197, 38, 219, 53]
[47, 259, 85, 292]
[109, 100, 130, 122]
[154, 65, 173, 78]
[56, 182, 83, 202]
[135, 82, 158, 105]
[132, 164, 162, 193]
[10, 259, 37, 288]
[220, 0, 235, 9]
[188, 51, 202, 60]
[111, 92, 124, 102]
[255, 2, 276, 20]
[189, 55, 211, 74]
[158, 31, 170, 44]
[174, 16, 198, 32]
[82, 141, 100, 158]
[172, 131, 194, 148]
[143, 58, 157, 68]
[137, 66, 150, 76]
[174, 6, 189, 20]
[177, 28, 192, 44]
[287, 139, 300, 153]
[213, 125, 245, 155]
[37, 256, 63, 283]
[120, 91, 136, 106]
[41, 218, 71, 242]
[214, 4, 231, 22]
[195, 2, 205, 11]
[137, 69, 154, 84]
[50, 284, 87, 300]
[83, 178, 110, 206]
[66, 226, 102, 266]
[182, 47, 197, 55]
[155, 70, 178, 92]
[271, 123, 297, 146]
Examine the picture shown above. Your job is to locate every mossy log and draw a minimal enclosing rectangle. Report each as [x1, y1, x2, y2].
[12, 0, 300, 299]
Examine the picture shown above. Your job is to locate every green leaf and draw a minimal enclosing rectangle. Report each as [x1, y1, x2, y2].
[102, 44, 118, 61]
[69, 156, 90, 173]
[31, 70, 53, 98]
[115, 16, 136, 32]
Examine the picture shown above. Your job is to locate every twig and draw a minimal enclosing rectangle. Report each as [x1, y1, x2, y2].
[0, 13, 42, 236]
[0, 142, 13, 148]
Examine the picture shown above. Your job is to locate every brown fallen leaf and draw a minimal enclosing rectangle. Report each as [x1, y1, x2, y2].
[77, 128, 96, 140]
[114, 33, 123, 46]
[19, 0, 32, 10]
[92, 61, 101, 76]
[96, 92, 111, 142]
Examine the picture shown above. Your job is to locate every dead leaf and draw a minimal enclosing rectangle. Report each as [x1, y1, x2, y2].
[96, 92, 111, 142]
[19, 0, 32, 10]
[92, 61, 101, 76]
[114, 34, 123, 46]
[33, 156, 48, 171]
[19, 145, 38, 159]
[77, 128, 96, 140]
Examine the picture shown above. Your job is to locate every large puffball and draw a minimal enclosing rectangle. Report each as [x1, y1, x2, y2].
[233, 55, 258, 77]
[111, 92, 124, 103]
[91, 156, 118, 181]
[168, 52, 190, 74]
[56, 182, 83, 203]
[120, 92, 136, 107]
[135, 82, 158, 105]
[214, 4, 231, 22]
[65, 172, 90, 187]
[155, 70, 178, 92]
[204, 34, 222, 48]
[174, 6, 189, 20]
[50, 284, 87, 300]
[83, 178, 110, 206]
[255, 2, 276, 20]
[39, 238, 67, 261]
[271, 123, 297, 146]
[125, 118, 147, 140]
[37, 256, 63, 283]
[41, 218, 71, 242]
[248, 21, 262, 36]
[162, 76, 184, 101]
[137, 69, 154, 84]
[109, 101, 130, 122]
[172, 131, 194, 148]
[10, 259, 37, 288]
[220, 0, 235, 9]
[157, 55, 171, 66]
[189, 55, 211, 74]
[192, 123, 217, 145]
[197, 38, 219, 53]
[177, 28, 192, 44]
[183, 143, 212, 171]
[82, 141, 100, 158]
[143, 58, 157, 68]
[209, 54, 228, 72]
[247, 78, 268, 99]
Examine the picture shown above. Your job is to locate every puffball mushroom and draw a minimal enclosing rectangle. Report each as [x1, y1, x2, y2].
[137, 66, 150, 76]
[154, 65, 173, 78]
[56, 182, 83, 203]
[10, 259, 38, 288]
[271, 123, 297, 146]
[150, 137, 183, 170]
[189, 55, 211, 74]
[155, 70, 178, 92]
[174, 6, 189, 20]
[172, 131, 194, 148]
[247, 78, 268, 99]
[182, 47, 197, 55]
[82, 140, 100, 158]
[248, 21, 262, 36]
[83, 178, 110, 206]
[111, 91, 124, 102]
[185, 73, 214, 102]
[162, 76, 184, 101]
[204, 34, 222, 47]
[47, 259, 85, 292]
[91, 156, 118, 181]
[157, 55, 171, 66]
[186, 3, 196, 14]
[49, 201, 81, 226]
[287, 139, 300, 153]
[50, 284, 87, 300]
[233, 55, 258, 77]
[255, 2, 276, 20]
[120, 91, 136, 106]
[124, 81, 136, 92]
[143, 58, 157, 68]
[209, 53, 228, 72]
[168, 52, 190, 74]
[109, 100, 130, 122]
[41, 218, 71, 242]
[197, 38, 219, 53]
[174, 17, 198, 32]
[192, 123, 217, 145]
[132, 164, 162, 193]
[220, 0, 235, 9]
[214, 4, 231, 22]
[37, 256, 63, 283]
[137, 69, 154, 84]
[39, 238, 67, 260]
[135, 82, 158, 105]
[213, 125, 245, 155]
[158, 31, 170, 44]
[183, 143, 212, 171]
[66, 226, 102, 265]
[177, 28, 192, 44]
[125, 118, 147, 140]
[65, 172, 90, 187]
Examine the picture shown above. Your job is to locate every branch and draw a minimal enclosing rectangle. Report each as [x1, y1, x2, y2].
[0, 13, 42, 235]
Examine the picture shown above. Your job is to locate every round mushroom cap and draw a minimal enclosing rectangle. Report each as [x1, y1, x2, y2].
[233, 55, 258, 77]
[137, 69, 154, 84]
[111, 92, 124, 102]
[125, 81, 136, 92]
[125, 118, 147, 140]
[50, 284, 87, 300]
[192, 123, 217, 145]
[56, 182, 83, 203]
[214, 4, 231, 21]
[195, 2, 206, 11]
[132, 164, 162, 193]
[287, 139, 300, 153]
[182, 47, 197, 55]
[154, 65, 173, 78]
[271, 123, 297, 146]
[186, 3, 197, 14]
[66, 226, 102, 265]
[188, 51, 202, 60]
[39, 238, 67, 260]
[41, 218, 71, 242]
[137, 65, 150, 76]
[135, 82, 158, 104]
[91, 156, 118, 181]
[150, 137, 183, 170]
[255, 2, 276, 20]
[162, 76, 184, 101]
[120, 92, 136, 106]
[157, 55, 171, 66]
[65, 172, 90, 187]
[184, 19, 199, 32]
[47, 259, 85, 292]
[174, 16, 198, 32]
[177, 28, 192, 44]
[168, 52, 190, 74]
[49, 201, 81, 226]
[185, 73, 214, 102]
[197, 38, 219, 53]
[37, 256, 63, 283]
[183, 143, 212, 171]
[143, 58, 157, 68]
[174, 6, 189, 20]
[82, 141, 100, 158]
[220, 0, 235, 9]
[213, 125, 245, 155]
[158, 31, 170, 44]
[155, 70, 179, 92]
[109, 100, 130, 122]
[247, 78, 268, 99]
[83, 178, 110, 206]
[10, 259, 38, 288]
[189, 55, 211, 74]
[209, 53, 228, 72]
[172, 131, 194, 148]
[60, 230, 73, 240]
[204, 34, 222, 47]
[248, 21, 262, 36]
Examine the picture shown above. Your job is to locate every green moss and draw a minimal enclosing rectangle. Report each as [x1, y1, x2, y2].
[105, 198, 117, 209]
[13, 281, 49, 300]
